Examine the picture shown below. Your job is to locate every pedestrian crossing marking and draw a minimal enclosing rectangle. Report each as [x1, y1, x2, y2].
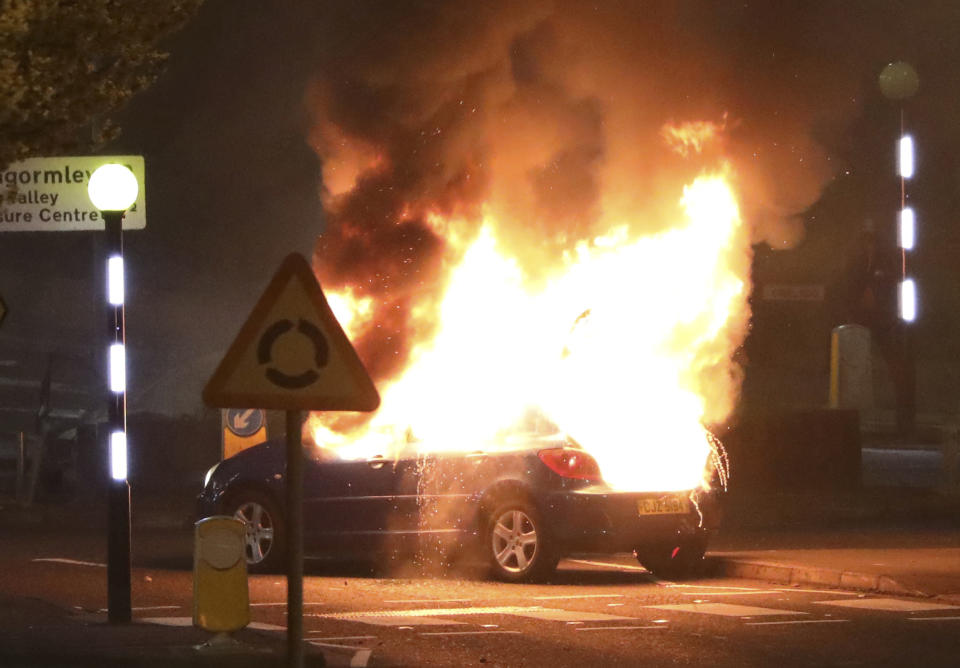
[574, 625, 667, 632]
[249, 621, 288, 631]
[532, 594, 625, 600]
[745, 619, 850, 626]
[419, 630, 523, 636]
[317, 605, 640, 627]
[678, 591, 782, 596]
[315, 605, 540, 619]
[139, 617, 193, 627]
[337, 616, 467, 627]
[813, 598, 960, 612]
[649, 603, 807, 617]
[509, 608, 635, 622]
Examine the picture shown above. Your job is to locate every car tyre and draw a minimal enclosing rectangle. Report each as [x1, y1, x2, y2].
[635, 533, 708, 580]
[227, 490, 285, 573]
[484, 499, 558, 583]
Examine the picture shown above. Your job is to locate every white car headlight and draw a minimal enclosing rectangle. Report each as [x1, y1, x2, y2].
[203, 462, 220, 488]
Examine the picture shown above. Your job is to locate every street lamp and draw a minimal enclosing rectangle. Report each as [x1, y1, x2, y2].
[88, 162, 139, 624]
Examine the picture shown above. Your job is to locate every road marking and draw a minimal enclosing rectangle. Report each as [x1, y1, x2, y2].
[383, 599, 473, 604]
[574, 625, 667, 631]
[307, 635, 377, 641]
[567, 558, 650, 572]
[419, 630, 523, 637]
[250, 602, 325, 607]
[307, 642, 372, 667]
[745, 619, 851, 626]
[32, 558, 106, 568]
[316, 605, 543, 619]
[134, 605, 181, 611]
[532, 594, 625, 600]
[512, 609, 635, 622]
[665, 584, 770, 591]
[679, 591, 782, 596]
[334, 616, 466, 627]
[350, 649, 373, 667]
[98, 605, 180, 613]
[908, 616, 960, 622]
[249, 621, 287, 631]
[140, 617, 192, 627]
[813, 598, 960, 612]
[649, 603, 807, 618]
[773, 588, 859, 596]
[142, 617, 290, 633]
[318, 605, 640, 626]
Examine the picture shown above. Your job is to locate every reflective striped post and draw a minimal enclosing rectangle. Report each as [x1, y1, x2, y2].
[88, 164, 139, 624]
[879, 61, 919, 435]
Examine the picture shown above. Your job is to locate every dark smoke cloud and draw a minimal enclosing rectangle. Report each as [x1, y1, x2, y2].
[303, 0, 937, 384]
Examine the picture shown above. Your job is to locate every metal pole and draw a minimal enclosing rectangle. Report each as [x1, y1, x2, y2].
[897, 107, 916, 436]
[285, 409, 304, 668]
[104, 210, 132, 624]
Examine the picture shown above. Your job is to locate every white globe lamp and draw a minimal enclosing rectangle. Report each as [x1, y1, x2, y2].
[88, 163, 139, 212]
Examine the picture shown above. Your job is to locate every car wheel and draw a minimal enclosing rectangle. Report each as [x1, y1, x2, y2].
[635, 534, 707, 580]
[228, 490, 285, 573]
[485, 499, 558, 583]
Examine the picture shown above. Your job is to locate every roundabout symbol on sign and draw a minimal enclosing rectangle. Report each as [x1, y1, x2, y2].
[256, 318, 329, 390]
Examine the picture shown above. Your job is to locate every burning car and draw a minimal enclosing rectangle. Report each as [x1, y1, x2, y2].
[197, 430, 727, 582]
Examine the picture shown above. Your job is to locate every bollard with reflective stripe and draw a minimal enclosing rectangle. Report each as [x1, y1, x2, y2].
[193, 516, 250, 632]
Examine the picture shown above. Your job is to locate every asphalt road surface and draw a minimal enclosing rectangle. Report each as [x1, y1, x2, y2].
[2, 528, 960, 667]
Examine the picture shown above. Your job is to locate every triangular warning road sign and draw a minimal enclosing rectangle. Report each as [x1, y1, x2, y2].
[203, 253, 380, 411]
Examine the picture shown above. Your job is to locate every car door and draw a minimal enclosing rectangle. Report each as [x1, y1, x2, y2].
[392, 451, 489, 546]
[302, 451, 398, 555]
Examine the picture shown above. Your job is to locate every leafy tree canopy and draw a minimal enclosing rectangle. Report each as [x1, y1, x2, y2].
[0, 0, 203, 170]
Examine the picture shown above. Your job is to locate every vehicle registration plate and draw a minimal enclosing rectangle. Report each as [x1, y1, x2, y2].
[637, 495, 690, 516]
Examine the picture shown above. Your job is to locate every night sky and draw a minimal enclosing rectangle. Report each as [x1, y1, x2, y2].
[1, 0, 959, 424]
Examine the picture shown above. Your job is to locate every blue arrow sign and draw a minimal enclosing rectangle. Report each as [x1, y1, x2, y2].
[225, 408, 265, 437]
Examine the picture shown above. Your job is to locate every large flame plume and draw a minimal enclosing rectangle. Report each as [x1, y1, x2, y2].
[302, 2, 847, 492]
[310, 132, 748, 492]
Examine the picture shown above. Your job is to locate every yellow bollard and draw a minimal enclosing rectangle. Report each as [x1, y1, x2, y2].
[193, 516, 250, 632]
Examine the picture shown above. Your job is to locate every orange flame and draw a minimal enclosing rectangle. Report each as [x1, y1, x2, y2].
[661, 117, 728, 157]
[325, 287, 374, 340]
[310, 166, 749, 493]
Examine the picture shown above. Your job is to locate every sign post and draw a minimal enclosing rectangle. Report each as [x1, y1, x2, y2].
[284, 409, 304, 662]
[203, 253, 379, 667]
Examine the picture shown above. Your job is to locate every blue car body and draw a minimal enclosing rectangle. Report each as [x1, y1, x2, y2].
[197, 436, 723, 577]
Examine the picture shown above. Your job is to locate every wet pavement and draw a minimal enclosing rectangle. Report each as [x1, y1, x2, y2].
[1, 439, 958, 666]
